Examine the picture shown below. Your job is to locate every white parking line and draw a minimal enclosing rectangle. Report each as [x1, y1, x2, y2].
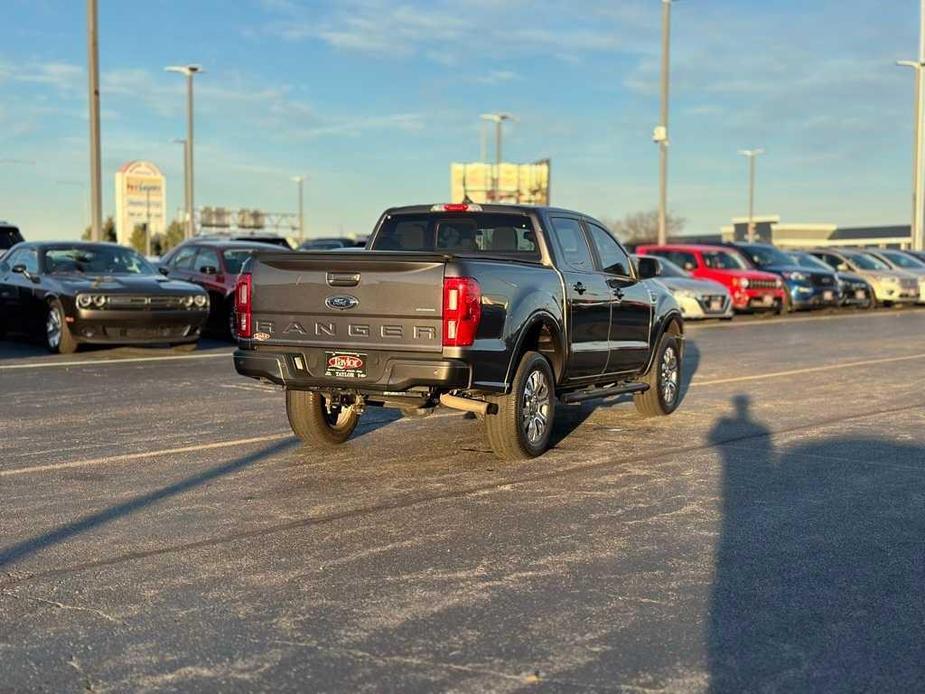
[688, 308, 924, 330]
[691, 353, 925, 387]
[0, 351, 232, 371]
[0, 433, 291, 478]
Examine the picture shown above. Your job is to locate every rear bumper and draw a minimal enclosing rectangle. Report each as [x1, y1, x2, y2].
[234, 347, 471, 391]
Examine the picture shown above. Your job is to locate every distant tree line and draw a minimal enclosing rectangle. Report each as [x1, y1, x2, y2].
[603, 210, 685, 246]
[81, 218, 186, 256]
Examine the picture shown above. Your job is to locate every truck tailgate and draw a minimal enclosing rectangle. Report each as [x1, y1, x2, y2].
[250, 252, 445, 353]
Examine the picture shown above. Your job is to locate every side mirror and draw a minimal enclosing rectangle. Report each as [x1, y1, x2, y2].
[199, 265, 218, 275]
[158, 266, 170, 276]
[837, 263, 849, 272]
[11, 264, 26, 275]
[636, 256, 661, 279]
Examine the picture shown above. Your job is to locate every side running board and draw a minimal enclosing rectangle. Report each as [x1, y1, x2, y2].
[559, 382, 649, 404]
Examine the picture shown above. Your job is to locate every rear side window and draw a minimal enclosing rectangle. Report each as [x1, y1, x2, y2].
[372, 213, 539, 259]
[195, 248, 221, 272]
[661, 250, 698, 271]
[550, 217, 594, 272]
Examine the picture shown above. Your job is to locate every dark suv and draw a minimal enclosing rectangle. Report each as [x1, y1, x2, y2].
[735, 242, 839, 311]
[160, 239, 291, 336]
[0, 223, 25, 256]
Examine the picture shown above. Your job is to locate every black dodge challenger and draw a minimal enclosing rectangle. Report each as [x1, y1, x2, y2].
[0, 242, 209, 353]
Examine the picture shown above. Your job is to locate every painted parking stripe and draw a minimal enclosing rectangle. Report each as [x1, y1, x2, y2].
[0, 433, 291, 477]
[0, 351, 232, 371]
[691, 352, 925, 387]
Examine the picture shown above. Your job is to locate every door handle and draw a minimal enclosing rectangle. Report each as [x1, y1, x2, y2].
[612, 288, 624, 300]
[572, 281, 586, 295]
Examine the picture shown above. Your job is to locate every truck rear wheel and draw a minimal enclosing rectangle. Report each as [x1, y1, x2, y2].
[634, 333, 682, 418]
[485, 351, 555, 461]
[286, 390, 359, 445]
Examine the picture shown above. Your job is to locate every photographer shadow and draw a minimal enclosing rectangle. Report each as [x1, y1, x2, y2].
[708, 395, 925, 691]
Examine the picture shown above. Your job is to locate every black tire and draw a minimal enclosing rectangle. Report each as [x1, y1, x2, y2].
[484, 351, 555, 461]
[286, 390, 359, 446]
[634, 333, 682, 418]
[46, 300, 78, 354]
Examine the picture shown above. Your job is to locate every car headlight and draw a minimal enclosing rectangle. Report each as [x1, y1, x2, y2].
[193, 294, 208, 308]
[735, 277, 750, 289]
[76, 294, 93, 309]
[179, 295, 194, 308]
[92, 294, 107, 308]
[775, 277, 784, 288]
[882, 275, 899, 285]
[782, 271, 809, 282]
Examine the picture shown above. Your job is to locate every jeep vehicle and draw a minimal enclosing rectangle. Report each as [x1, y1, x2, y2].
[233, 204, 684, 460]
[0, 222, 25, 256]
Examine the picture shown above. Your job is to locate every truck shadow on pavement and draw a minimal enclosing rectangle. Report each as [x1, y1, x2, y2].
[549, 339, 701, 449]
[0, 439, 296, 570]
[707, 395, 925, 691]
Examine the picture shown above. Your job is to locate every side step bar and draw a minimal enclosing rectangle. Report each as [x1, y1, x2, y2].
[559, 382, 649, 404]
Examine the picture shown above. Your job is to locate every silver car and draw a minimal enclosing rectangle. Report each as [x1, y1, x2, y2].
[634, 254, 734, 320]
[863, 249, 925, 304]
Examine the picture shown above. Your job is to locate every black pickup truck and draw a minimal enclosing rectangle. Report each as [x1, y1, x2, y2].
[234, 204, 684, 460]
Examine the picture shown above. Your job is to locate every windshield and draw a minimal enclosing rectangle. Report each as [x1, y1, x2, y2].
[372, 213, 539, 259]
[44, 246, 156, 275]
[881, 251, 925, 269]
[741, 245, 792, 267]
[788, 252, 833, 272]
[850, 253, 890, 271]
[646, 255, 689, 278]
[702, 250, 748, 270]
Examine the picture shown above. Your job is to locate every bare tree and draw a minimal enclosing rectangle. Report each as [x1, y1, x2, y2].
[604, 210, 685, 245]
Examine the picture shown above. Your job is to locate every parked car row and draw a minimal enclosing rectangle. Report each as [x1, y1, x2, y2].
[633, 241, 925, 320]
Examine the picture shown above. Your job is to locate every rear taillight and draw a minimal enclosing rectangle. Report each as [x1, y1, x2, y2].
[431, 203, 483, 212]
[234, 273, 252, 338]
[443, 277, 481, 347]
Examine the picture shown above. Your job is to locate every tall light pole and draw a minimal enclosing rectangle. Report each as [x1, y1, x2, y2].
[292, 175, 305, 242]
[170, 138, 188, 230]
[898, 0, 925, 251]
[480, 113, 514, 202]
[86, 0, 103, 242]
[739, 149, 764, 243]
[165, 64, 203, 239]
[654, 0, 675, 246]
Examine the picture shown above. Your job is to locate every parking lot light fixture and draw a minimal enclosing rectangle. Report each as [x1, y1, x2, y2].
[898, 55, 925, 252]
[656, 0, 676, 247]
[480, 113, 515, 201]
[165, 65, 203, 239]
[739, 148, 765, 243]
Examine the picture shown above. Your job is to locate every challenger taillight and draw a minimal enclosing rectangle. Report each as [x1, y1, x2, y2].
[443, 277, 481, 347]
[234, 273, 252, 338]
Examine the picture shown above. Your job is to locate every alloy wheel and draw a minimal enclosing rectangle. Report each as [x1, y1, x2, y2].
[660, 345, 679, 406]
[522, 368, 551, 445]
[46, 307, 62, 350]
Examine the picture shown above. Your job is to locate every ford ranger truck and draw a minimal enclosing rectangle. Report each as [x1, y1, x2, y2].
[233, 204, 684, 461]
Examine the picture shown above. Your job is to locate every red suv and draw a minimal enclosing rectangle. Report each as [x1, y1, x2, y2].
[636, 243, 785, 312]
[160, 239, 291, 336]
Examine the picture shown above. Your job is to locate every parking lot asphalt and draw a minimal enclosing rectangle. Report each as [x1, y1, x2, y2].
[2, 308, 924, 692]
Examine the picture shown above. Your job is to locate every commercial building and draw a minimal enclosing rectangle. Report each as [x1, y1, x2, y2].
[715, 216, 914, 250]
[114, 161, 166, 246]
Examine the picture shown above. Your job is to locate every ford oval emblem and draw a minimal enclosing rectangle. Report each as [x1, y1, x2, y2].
[325, 295, 359, 311]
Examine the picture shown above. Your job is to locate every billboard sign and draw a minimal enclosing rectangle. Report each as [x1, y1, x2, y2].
[114, 161, 166, 245]
[451, 159, 550, 205]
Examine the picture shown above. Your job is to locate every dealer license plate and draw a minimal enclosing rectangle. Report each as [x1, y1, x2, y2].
[710, 299, 723, 312]
[762, 294, 775, 306]
[855, 290, 866, 300]
[325, 351, 367, 379]
[823, 290, 834, 301]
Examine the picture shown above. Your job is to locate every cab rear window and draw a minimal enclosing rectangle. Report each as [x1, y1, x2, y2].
[372, 213, 540, 259]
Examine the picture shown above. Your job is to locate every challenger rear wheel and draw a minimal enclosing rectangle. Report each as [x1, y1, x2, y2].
[286, 390, 359, 446]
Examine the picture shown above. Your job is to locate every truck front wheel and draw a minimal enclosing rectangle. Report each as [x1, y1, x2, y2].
[634, 333, 682, 417]
[286, 390, 359, 445]
[485, 351, 556, 461]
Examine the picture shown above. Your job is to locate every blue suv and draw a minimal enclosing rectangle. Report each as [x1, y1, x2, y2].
[735, 243, 839, 311]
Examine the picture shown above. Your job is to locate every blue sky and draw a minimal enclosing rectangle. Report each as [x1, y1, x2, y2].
[0, 0, 921, 240]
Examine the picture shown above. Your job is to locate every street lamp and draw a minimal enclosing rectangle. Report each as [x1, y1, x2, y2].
[292, 175, 305, 242]
[739, 148, 765, 243]
[165, 64, 203, 239]
[87, 0, 103, 242]
[170, 138, 189, 231]
[480, 113, 514, 201]
[654, 0, 676, 246]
